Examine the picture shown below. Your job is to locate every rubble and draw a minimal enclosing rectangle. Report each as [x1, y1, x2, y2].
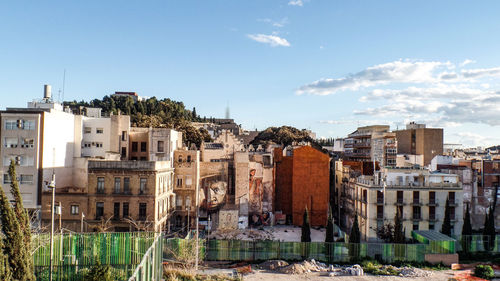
[259, 260, 289, 271]
[398, 266, 432, 277]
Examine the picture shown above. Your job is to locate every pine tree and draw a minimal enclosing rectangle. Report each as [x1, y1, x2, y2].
[394, 207, 405, 243]
[349, 214, 361, 243]
[8, 160, 35, 280]
[0, 184, 30, 280]
[301, 207, 311, 242]
[441, 197, 452, 237]
[325, 204, 334, 242]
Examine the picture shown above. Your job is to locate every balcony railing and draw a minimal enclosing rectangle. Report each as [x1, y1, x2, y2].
[412, 199, 421, 205]
[429, 214, 436, 221]
[377, 197, 384, 204]
[395, 199, 405, 205]
[412, 214, 422, 221]
[448, 199, 457, 206]
[428, 199, 438, 206]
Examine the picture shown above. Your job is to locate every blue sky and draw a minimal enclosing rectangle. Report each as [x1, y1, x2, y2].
[1, 0, 500, 147]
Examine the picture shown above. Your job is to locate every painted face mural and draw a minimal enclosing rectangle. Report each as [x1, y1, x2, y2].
[200, 176, 227, 210]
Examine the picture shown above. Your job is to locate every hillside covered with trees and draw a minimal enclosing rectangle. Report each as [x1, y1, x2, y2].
[64, 95, 212, 147]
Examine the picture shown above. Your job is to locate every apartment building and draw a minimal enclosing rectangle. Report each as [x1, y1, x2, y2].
[344, 125, 397, 167]
[353, 167, 463, 241]
[1, 86, 78, 217]
[173, 149, 200, 229]
[395, 122, 443, 166]
[86, 160, 175, 232]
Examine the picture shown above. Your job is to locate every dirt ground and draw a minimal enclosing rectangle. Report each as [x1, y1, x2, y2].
[243, 269, 458, 281]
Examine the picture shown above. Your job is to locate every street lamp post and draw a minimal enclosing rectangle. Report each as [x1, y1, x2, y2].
[48, 173, 56, 281]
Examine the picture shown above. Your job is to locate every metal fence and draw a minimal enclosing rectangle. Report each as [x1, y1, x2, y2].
[459, 235, 500, 252]
[32, 232, 156, 281]
[128, 234, 163, 281]
[165, 238, 455, 264]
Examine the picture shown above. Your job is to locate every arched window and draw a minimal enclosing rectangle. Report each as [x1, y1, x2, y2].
[187, 155, 192, 163]
[178, 155, 183, 163]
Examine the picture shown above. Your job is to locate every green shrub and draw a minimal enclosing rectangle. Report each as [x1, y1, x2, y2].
[474, 265, 494, 280]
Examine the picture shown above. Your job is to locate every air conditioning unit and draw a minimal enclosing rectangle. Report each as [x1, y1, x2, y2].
[15, 156, 21, 165]
[17, 120, 23, 129]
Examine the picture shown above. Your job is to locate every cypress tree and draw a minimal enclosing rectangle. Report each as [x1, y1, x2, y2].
[0, 184, 30, 280]
[462, 202, 473, 252]
[192, 107, 197, 120]
[9, 160, 35, 280]
[301, 207, 311, 242]
[0, 225, 12, 280]
[483, 205, 496, 251]
[325, 204, 334, 242]
[349, 214, 361, 243]
[441, 197, 452, 237]
[394, 207, 405, 243]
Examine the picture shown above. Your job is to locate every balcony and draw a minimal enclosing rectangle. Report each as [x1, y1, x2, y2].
[429, 214, 437, 221]
[448, 200, 457, 207]
[412, 214, 422, 221]
[428, 199, 438, 206]
[376, 213, 384, 219]
[353, 142, 371, 148]
[376, 197, 384, 204]
[395, 199, 405, 205]
[412, 199, 422, 206]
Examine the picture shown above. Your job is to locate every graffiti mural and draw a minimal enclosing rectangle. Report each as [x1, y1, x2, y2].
[200, 175, 227, 211]
[248, 162, 273, 214]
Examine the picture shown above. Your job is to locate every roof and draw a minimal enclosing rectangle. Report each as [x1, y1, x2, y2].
[412, 230, 456, 241]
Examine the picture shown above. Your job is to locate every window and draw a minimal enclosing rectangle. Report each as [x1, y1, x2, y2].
[71, 205, 79, 215]
[140, 142, 147, 152]
[157, 141, 164, 152]
[114, 178, 121, 193]
[123, 202, 129, 218]
[84, 142, 91, 148]
[176, 196, 183, 208]
[96, 202, 104, 219]
[178, 155, 183, 163]
[448, 192, 455, 204]
[140, 157, 147, 161]
[450, 207, 456, 220]
[140, 178, 147, 194]
[121, 131, 127, 141]
[121, 147, 126, 157]
[21, 138, 34, 148]
[4, 138, 18, 148]
[113, 202, 120, 220]
[123, 177, 130, 194]
[97, 177, 105, 193]
[84, 127, 91, 134]
[23, 120, 35, 130]
[376, 205, 383, 219]
[132, 142, 138, 152]
[413, 191, 420, 204]
[187, 155, 192, 163]
[96, 128, 103, 134]
[20, 156, 34, 166]
[377, 191, 384, 204]
[20, 175, 33, 184]
[186, 196, 191, 208]
[5, 120, 17, 130]
[3, 174, 11, 184]
[95, 142, 103, 148]
[429, 222, 435, 230]
[397, 191, 404, 204]
[429, 191, 436, 204]
[429, 206, 436, 220]
[177, 176, 183, 187]
[139, 203, 147, 220]
[413, 206, 421, 220]
[185, 176, 192, 187]
[413, 221, 419, 231]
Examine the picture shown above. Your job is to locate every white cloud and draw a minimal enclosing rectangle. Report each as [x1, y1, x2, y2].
[452, 132, 500, 147]
[461, 67, 500, 79]
[288, 0, 303, 6]
[297, 60, 447, 95]
[257, 17, 289, 28]
[247, 34, 290, 47]
[461, 59, 476, 67]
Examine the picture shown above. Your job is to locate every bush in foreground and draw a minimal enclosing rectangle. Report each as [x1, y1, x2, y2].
[474, 265, 494, 280]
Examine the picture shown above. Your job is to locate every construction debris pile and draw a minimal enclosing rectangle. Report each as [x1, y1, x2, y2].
[208, 229, 274, 240]
[256, 259, 433, 277]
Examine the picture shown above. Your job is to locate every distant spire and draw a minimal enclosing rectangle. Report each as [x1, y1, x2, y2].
[225, 102, 230, 119]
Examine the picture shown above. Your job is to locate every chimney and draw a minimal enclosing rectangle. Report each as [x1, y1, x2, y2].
[43, 84, 52, 100]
